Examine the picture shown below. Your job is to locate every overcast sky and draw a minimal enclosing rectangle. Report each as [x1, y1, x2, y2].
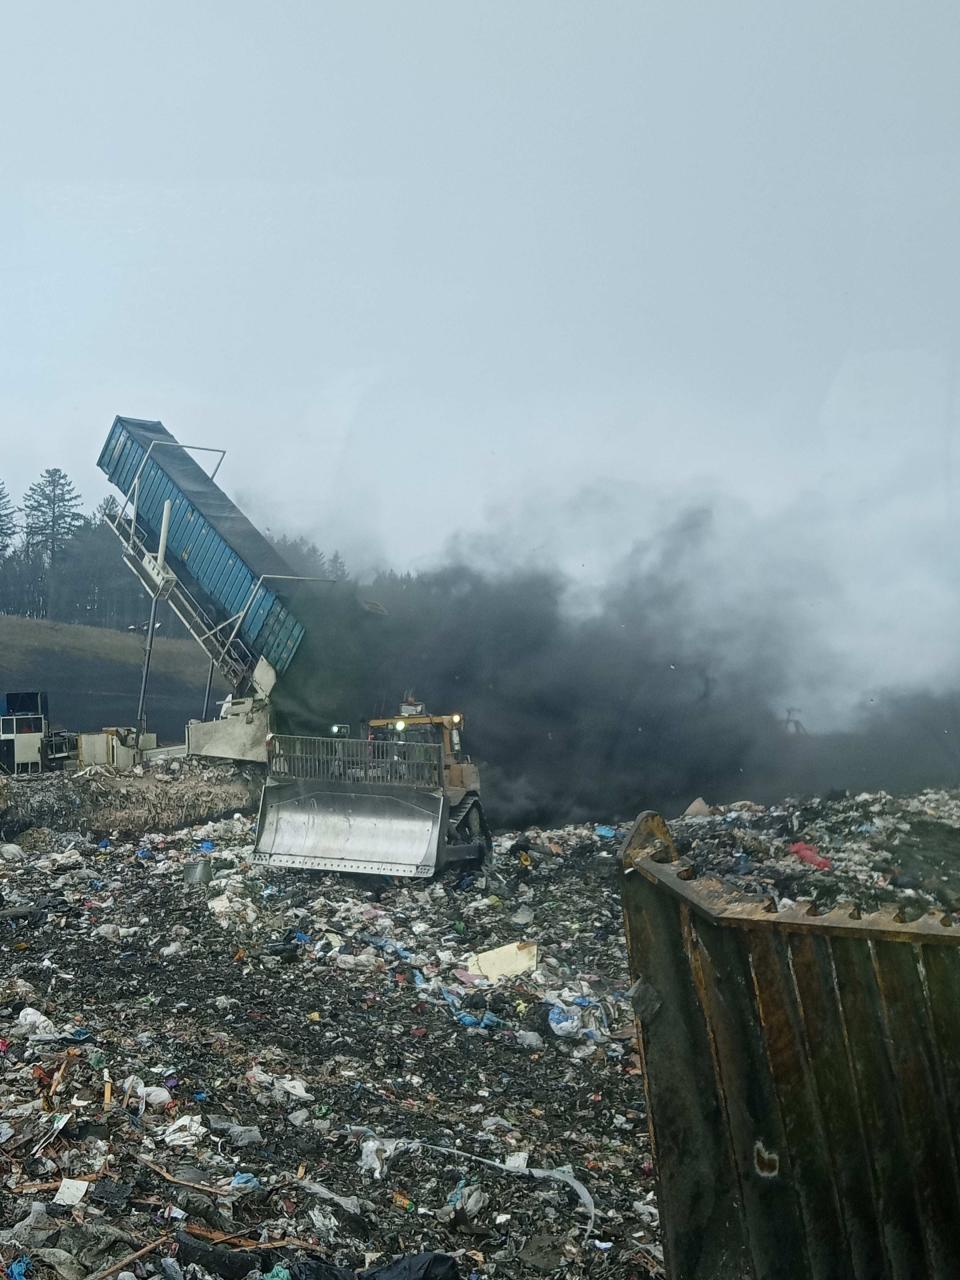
[2, 2, 959, 707]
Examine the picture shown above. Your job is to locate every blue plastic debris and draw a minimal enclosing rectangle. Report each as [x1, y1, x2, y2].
[446, 1177, 467, 1206]
[359, 933, 416, 962]
[547, 1004, 582, 1038]
[293, 931, 311, 945]
[455, 1009, 505, 1030]
[136, 848, 154, 860]
[97, 839, 110, 850]
[230, 1171, 263, 1190]
[8, 1256, 32, 1280]
[198, 839, 216, 852]
[595, 824, 617, 840]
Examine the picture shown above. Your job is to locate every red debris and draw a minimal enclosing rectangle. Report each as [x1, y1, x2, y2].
[788, 841, 833, 871]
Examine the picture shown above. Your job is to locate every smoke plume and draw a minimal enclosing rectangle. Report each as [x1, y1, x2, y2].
[272, 503, 960, 827]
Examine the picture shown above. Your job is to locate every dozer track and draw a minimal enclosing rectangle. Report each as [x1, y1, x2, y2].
[447, 793, 491, 845]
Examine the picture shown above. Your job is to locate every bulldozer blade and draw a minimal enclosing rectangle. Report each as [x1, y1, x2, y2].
[252, 778, 447, 877]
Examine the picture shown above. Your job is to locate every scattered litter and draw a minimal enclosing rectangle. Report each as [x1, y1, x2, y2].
[53, 1177, 91, 1206]
[788, 841, 833, 872]
[0, 771, 661, 1277]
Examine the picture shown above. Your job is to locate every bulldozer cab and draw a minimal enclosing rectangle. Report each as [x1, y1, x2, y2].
[365, 710, 476, 795]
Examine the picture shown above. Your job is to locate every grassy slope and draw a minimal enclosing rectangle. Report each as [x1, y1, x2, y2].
[0, 615, 226, 741]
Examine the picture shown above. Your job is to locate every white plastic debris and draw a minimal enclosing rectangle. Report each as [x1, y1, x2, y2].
[143, 1086, 173, 1107]
[276, 1076, 314, 1101]
[162, 1115, 207, 1148]
[53, 1178, 90, 1206]
[515, 1030, 545, 1050]
[18, 1007, 58, 1039]
[359, 1136, 402, 1178]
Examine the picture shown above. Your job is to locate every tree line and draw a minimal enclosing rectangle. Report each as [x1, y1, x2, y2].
[0, 469, 347, 630]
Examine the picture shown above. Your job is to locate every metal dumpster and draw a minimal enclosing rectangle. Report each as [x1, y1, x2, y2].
[620, 812, 960, 1280]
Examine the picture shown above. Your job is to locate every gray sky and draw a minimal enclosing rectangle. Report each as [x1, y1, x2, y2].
[2, 1, 959, 710]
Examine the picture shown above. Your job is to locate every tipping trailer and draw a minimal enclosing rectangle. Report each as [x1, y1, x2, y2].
[253, 704, 491, 877]
[97, 416, 306, 701]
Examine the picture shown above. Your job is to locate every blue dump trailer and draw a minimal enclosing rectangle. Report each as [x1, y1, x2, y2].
[97, 416, 304, 692]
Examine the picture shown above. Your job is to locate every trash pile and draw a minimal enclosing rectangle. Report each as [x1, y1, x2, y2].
[673, 789, 960, 915]
[0, 761, 262, 843]
[0, 807, 660, 1279]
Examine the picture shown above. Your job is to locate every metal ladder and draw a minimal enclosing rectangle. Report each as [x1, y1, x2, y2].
[107, 513, 255, 691]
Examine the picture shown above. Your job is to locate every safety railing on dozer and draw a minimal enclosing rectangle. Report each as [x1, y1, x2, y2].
[620, 811, 960, 1280]
[267, 734, 444, 789]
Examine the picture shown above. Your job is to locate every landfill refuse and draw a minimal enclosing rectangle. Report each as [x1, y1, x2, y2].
[11, 781, 950, 1278]
[0, 758, 261, 843]
[673, 787, 960, 914]
[0, 783, 657, 1278]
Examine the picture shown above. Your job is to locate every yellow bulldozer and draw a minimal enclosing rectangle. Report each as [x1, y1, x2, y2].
[253, 698, 491, 877]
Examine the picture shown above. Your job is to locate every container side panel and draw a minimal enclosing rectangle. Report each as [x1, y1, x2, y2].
[871, 941, 960, 1279]
[830, 937, 928, 1279]
[788, 932, 889, 1280]
[746, 929, 855, 1280]
[621, 869, 754, 1280]
[919, 946, 960, 1146]
[693, 918, 811, 1280]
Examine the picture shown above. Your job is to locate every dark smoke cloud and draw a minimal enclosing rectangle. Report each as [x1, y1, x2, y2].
[268, 506, 960, 827]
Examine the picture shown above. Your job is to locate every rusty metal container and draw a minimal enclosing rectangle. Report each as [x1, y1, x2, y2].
[620, 812, 960, 1280]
